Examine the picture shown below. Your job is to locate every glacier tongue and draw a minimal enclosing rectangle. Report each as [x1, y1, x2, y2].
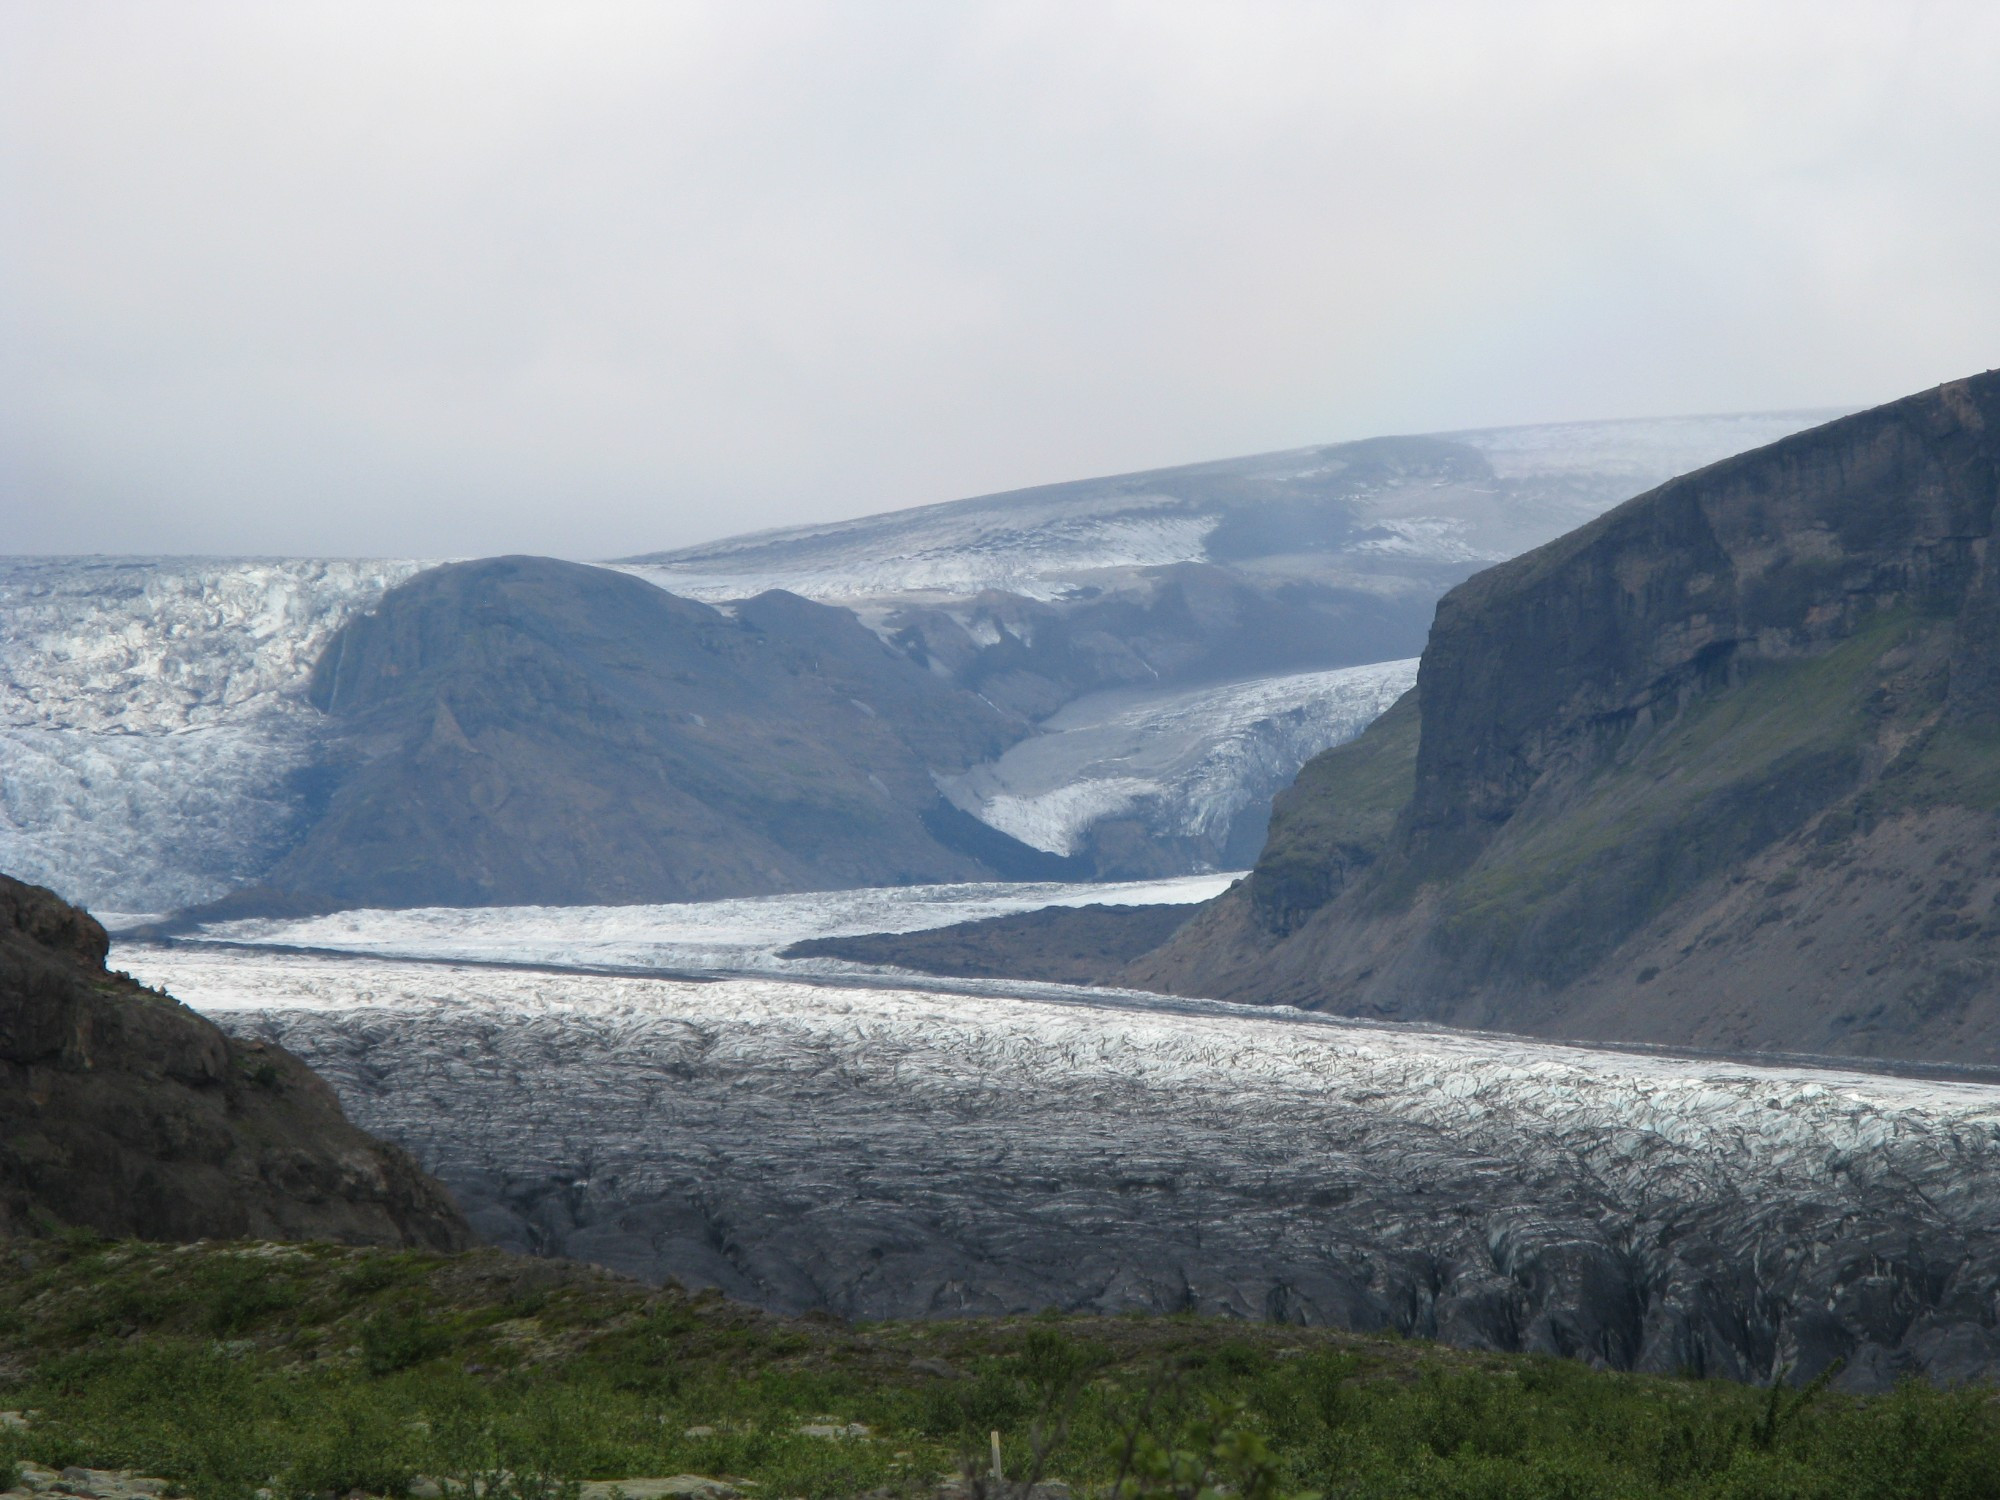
[123, 940, 2000, 1387]
[0, 548, 1384, 909]
[940, 660, 1419, 861]
[0, 557, 422, 913]
[178, 872, 1236, 973]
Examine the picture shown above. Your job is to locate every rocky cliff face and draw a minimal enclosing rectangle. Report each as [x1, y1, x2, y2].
[0, 873, 469, 1245]
[191, 556, 1069, 919]
[1133, 372, 2000, 1064]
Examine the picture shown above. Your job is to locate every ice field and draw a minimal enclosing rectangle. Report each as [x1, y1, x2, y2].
[172, 872, 1235, 973]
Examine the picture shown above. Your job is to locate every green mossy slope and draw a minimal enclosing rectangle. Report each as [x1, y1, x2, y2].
[3, 1239, 1999, 1500]
[1427, 610, 1938, 986]
[1137, 373, 2000, 1061]
[1244, 690, 1420, 936]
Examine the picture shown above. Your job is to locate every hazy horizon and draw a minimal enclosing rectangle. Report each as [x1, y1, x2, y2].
[0, 402, 1859, 567]
[6, 2, 1996, 559]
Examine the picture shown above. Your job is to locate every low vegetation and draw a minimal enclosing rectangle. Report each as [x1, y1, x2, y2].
[2, 1237, 1998, 1500]
[1422, 612, 1931, 979]
[1246, 690, 1420, 935]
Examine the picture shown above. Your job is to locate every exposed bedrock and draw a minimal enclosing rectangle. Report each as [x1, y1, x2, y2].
[1135, 372, 2000, 1064]
[0, 875, 469, 1247]
[781, 901, 1197, 985]
[0, 415, 1838, 915]
[190, 557, 1074, 919]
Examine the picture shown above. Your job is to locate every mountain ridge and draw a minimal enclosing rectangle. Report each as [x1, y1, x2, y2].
[1, 411, 1840, 915]
[1130, 371, 2000, 1065]
[186, 555, 1071, 919]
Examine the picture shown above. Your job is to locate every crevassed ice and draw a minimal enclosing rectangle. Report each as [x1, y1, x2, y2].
[130, 950, 1994, 1176]
[115, 943, 2000, 1344]
[942, 660, 1419, 856]
[0, 556, 423, 912]
[971, 780, 1164, 857]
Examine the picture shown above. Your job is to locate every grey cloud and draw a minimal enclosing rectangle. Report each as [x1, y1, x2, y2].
[3, 0, 1997, 558]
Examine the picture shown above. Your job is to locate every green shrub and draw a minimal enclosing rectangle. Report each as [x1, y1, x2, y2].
[194, 1256, 303, 1337]
[1109, 1405, 1309, 1500]
[360, 1302, 447, 1376]
[5, 1244, 2000, 1500]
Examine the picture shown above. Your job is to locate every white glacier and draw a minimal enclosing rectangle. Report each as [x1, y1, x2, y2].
[620, 413, 1844, 607]
[174, 871, 1237, 971]
[940, 660, 1419, 858]
[0, 556, 424, 913]
[617, 508, 1221, 606]
[1454, 410, 1842, 484]
[117, 931, 2000, 1380]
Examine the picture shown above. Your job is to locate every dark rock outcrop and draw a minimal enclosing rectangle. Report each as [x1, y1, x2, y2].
[781, 901, 1197, 985]
[1133, 371, 2000, 1064]
[192, 557, 1064, 918]
[881, 561, 1440, 723]
[0, 873, 469, 1246]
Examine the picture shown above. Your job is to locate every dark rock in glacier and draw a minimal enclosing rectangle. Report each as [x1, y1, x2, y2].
[194, 557, 1056, 916]
[781, 902, 1197, 985]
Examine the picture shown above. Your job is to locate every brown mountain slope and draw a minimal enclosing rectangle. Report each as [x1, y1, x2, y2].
[1130, 371, 2000, 1065]
[0, 873, 470, 1245]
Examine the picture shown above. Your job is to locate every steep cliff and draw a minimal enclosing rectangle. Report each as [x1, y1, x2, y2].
[1132, 372, 2000, 1064]
[0, 873, 469, 1245]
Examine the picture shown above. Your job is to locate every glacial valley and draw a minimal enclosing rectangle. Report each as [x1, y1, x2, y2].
[1, 412, 1832, 914]
[120, 881, 2000, 1393]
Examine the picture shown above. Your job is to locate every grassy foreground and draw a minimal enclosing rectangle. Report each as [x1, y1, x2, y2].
[1, 1238, 1997, 1500]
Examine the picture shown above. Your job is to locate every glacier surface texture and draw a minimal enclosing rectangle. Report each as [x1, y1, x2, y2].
[938, 660, 1418, 864]
[618, 413, 1841, 607]
[125, 924, 2000, 1392]
[183, 873, 1236, 975]
[0, 557, 423, 916]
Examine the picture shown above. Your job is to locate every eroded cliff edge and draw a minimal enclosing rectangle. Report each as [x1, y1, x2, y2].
[1132, 371, 2000, 1064]
[0, 873, 470, 1246]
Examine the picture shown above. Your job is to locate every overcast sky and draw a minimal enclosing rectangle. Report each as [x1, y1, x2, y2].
[4, 2, 1997, 559]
